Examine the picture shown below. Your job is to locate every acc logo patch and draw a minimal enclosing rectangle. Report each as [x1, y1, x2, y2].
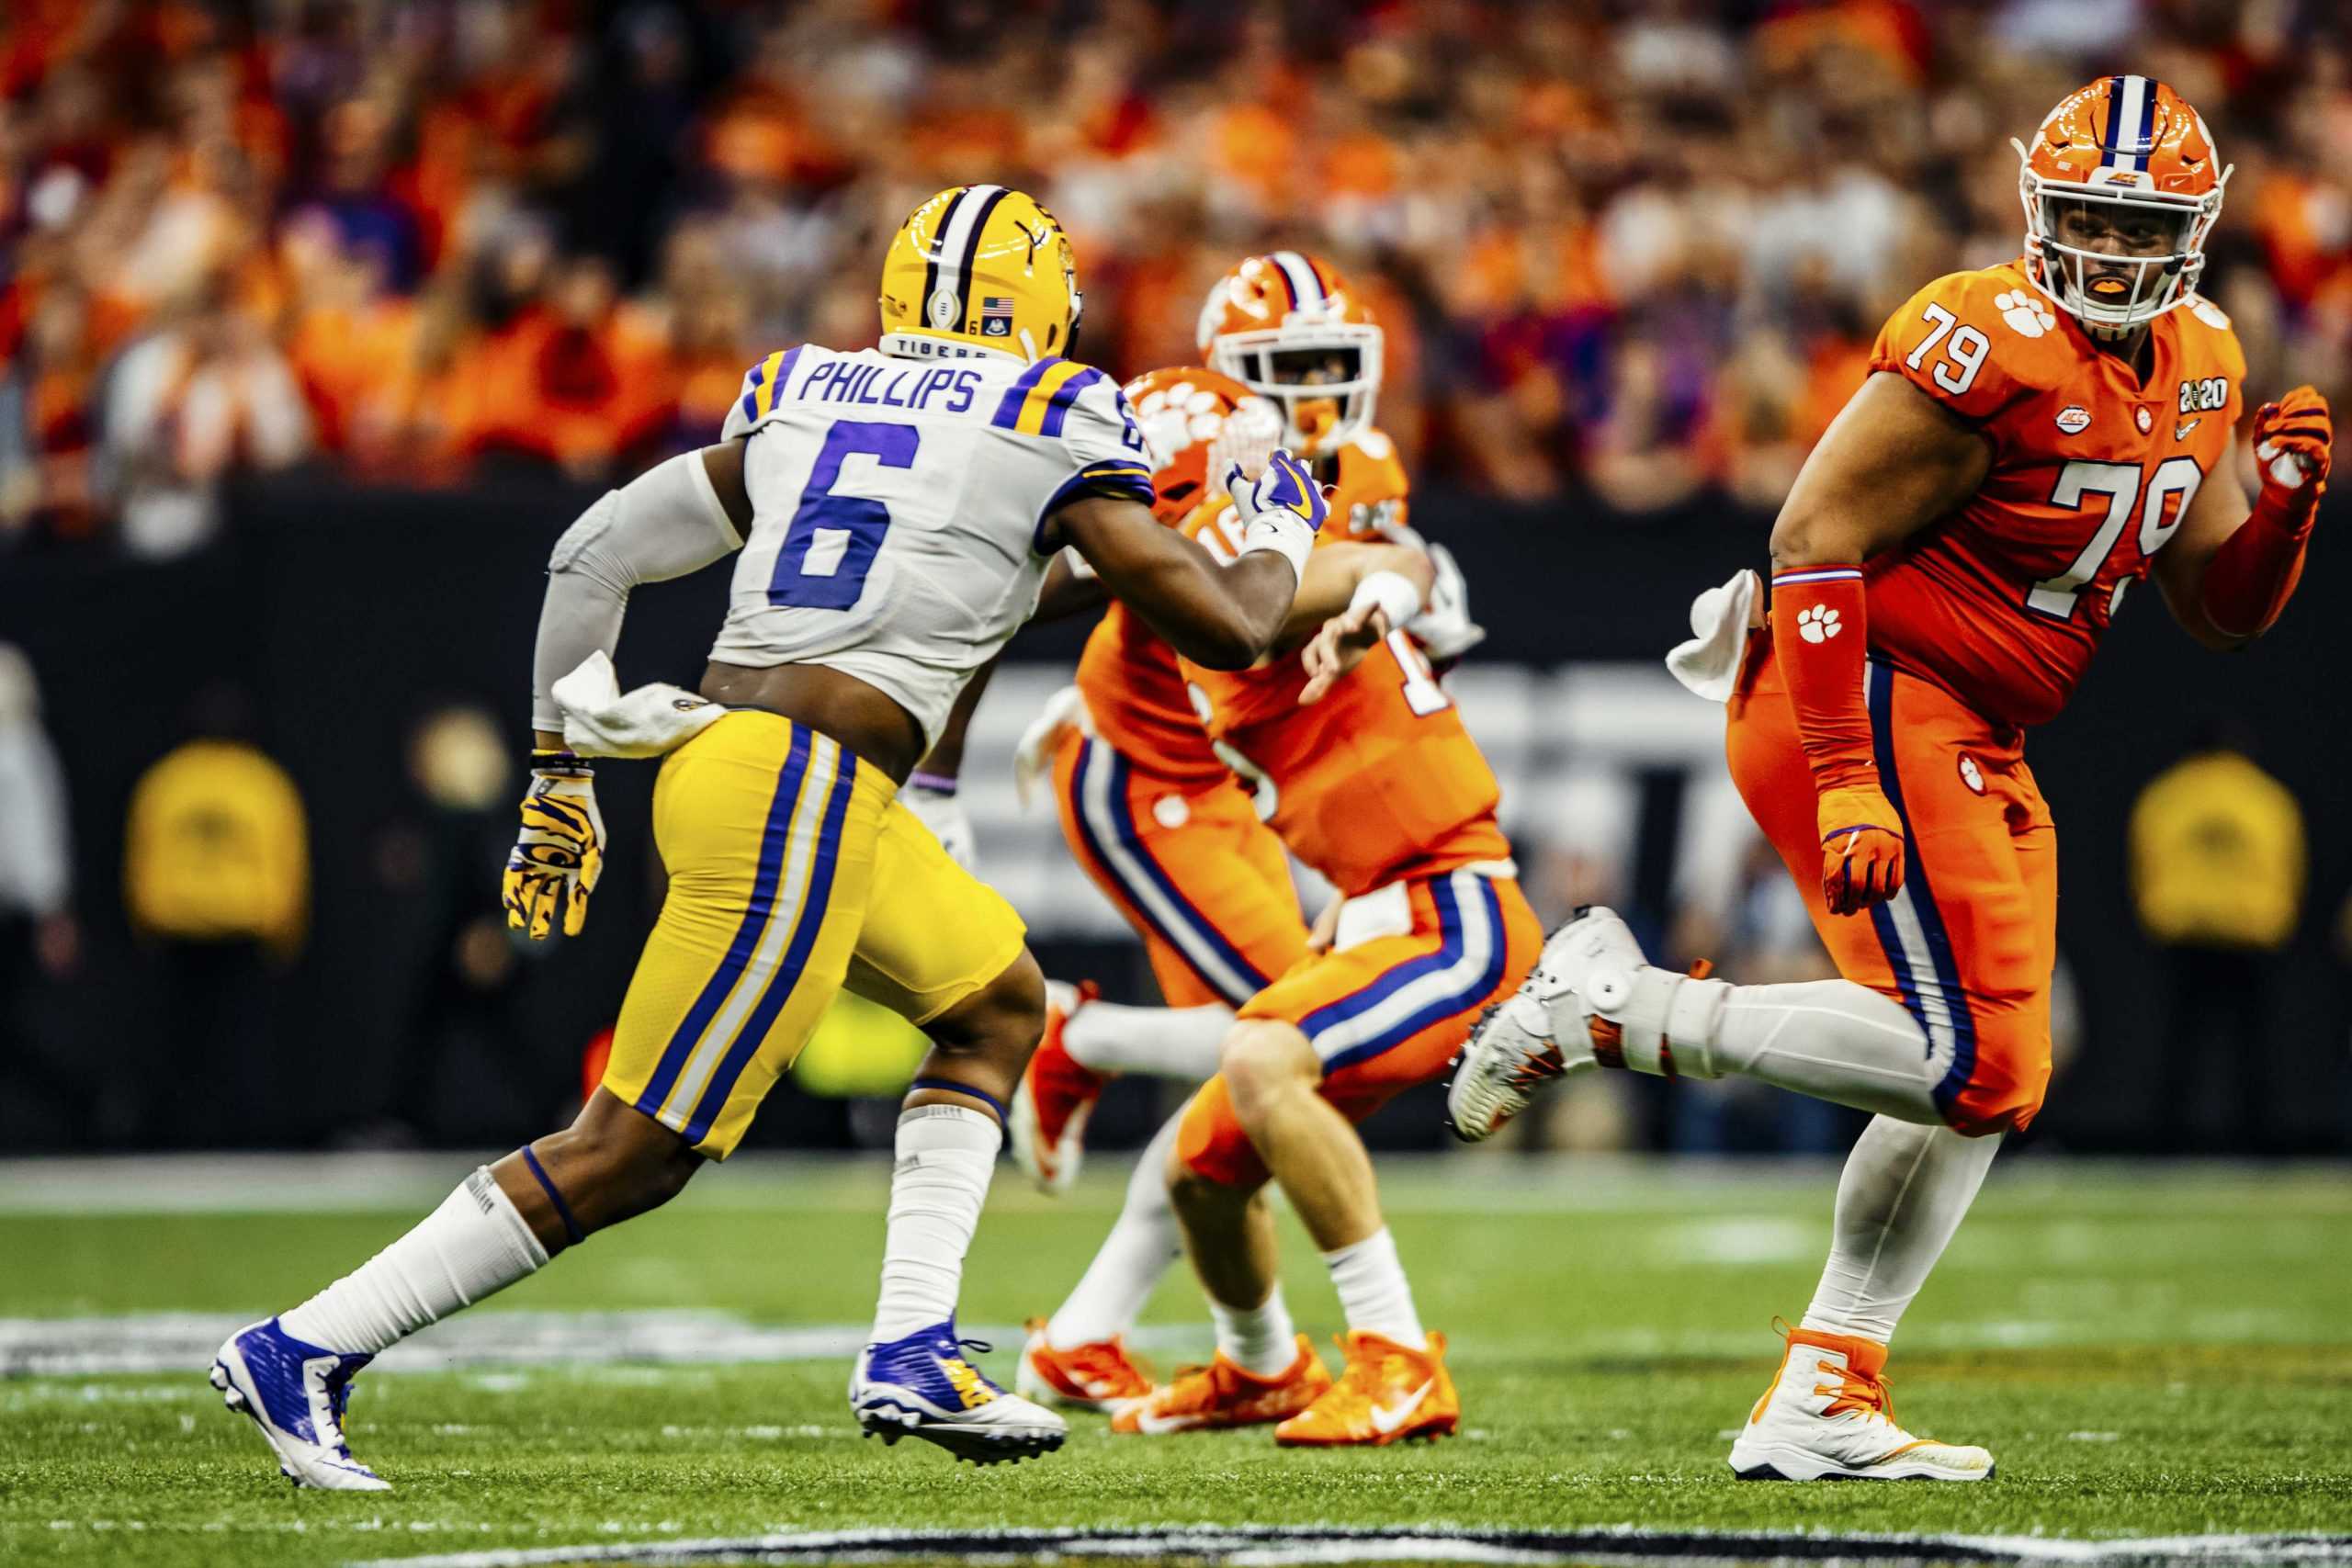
[2135, 407, 2154, 434]
[1957, 753, 1985, 795]
[2055, 405, 2092, 435]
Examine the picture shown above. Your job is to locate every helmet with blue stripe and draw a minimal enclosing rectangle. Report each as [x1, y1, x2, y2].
[2014, 77, 2229, 341]
[879, 186, 1080, 364]
[1196, 252, 1383, 458]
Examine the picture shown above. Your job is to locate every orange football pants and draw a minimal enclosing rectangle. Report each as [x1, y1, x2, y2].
[1727, 632, 2056, 1136]
[1179, 869, 1543, 1188]
[1053, 731, 1309, 1010]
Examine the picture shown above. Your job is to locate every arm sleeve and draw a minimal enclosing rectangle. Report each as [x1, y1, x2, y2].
[532, 450, 744, 732]
[2198, 484, 2314, 638]
[1770, 567, 1878, 795]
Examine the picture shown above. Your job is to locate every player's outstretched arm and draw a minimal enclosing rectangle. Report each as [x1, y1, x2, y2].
[507, 443, 749, 939]
[1769, 373, 1990, 917]
[2154, 388, 2329, 651]
[1053, 452, 1323, 670]
[1295, 543, 1437, 704]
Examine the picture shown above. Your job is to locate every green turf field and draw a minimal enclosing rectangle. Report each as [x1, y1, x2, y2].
[2, 1155, 2348, 1566]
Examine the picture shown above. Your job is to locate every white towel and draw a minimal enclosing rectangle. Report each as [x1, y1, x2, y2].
[1665, 568, 1761, 704]
[550, 650, 728, 759]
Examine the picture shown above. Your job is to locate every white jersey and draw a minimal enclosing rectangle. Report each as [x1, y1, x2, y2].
[711, 344, 1153, 748]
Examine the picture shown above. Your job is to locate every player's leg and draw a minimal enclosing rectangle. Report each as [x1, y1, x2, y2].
[1020, 1106, 1185, 1410]
[1020, 743, 1310, 1402]
[1269, 872, 1538, 1446]
[1105, 1082, 1329, 1434]
[1143, 871, 1539, 1445]
[1017, 732, 1307, 1190]
[840, 797, 1067, 1461]
[214, 715, 876, 1488]
[1732, 691, 2057, 1482]
[1457, 658, 1964, 1135]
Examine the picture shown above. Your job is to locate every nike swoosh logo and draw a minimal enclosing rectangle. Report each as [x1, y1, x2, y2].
[1368, 1380, 1434, 1436]
[2176, 419, 2200, 439]
[1133, 1407, 1204, 1435]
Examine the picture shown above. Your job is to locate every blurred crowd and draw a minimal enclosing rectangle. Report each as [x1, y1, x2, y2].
[7, 0, 2352, 557]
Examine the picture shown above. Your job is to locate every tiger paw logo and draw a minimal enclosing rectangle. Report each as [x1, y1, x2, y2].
[1993, 290, 2057, 338]
[1957, 753, 1986, 795]
[1795, 604, 1842, 643]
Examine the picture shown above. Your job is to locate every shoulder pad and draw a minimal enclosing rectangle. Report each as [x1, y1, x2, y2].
[1870, 266, 2075, 422]
[721, 345, 813, 440]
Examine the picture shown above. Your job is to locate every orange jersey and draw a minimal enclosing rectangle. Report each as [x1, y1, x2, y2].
[1177, 509, 1509, 897]
[1863, 261, 2245, 728]
[1321, 424, 1410, 540]
[1077, 423, 1410, 782]
[1074, 602, 1227, 785]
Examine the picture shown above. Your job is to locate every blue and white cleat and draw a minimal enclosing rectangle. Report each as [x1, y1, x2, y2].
[209, 1318, 390, 1491]
[850, 1322, 1066, 1465]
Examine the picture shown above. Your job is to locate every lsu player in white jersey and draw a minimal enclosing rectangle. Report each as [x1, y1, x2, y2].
[207, 186, 1329, 1486]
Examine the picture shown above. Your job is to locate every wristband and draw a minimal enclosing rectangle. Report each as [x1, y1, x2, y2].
[908, 771, 959, 795]
[1238, 518, 1313, 587]
[1349, 569, 1424, 630]
[530, 748, 593, 778]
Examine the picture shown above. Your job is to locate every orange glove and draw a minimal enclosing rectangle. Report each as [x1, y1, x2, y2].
[2204, 388, 2330, 638]
[1817, 784, 1905, 917]
[2252, 386, 2331, 496]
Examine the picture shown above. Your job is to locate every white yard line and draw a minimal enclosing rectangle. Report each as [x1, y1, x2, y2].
[334, 1524, 2352, 1568]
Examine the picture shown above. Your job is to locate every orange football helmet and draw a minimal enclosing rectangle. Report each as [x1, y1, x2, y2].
[1195, 252, 1383, 457]
[1120, 365, 1283, 523]
[2013, 75, 2230, 339]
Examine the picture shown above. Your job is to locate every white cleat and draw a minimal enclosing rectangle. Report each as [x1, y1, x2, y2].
[210, 1318, 390, 1491]
[1446, 905, 1651, 1142]
[1729, 1326, 1995, 1483]
[851, 1321, 1068, 1465]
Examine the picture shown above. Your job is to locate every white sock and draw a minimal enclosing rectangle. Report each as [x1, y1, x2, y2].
[870, 1104, 1000, 1342]
[1046, 1111, 1185, 1349]
[277, 1168, 548, 1355]
[1209, 1284, 1298, 1376]
[1062, 1000, 1233, 1080]
[1323, 1226, 1426, 1350]
[1698, 978, 1941, 1123]
[1802, 1115, 2001, 1345]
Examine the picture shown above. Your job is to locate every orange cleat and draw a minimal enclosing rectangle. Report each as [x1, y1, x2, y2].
[1015, 1319, 1157, 1413]
[1110, 1337, 1331, 1435]
[1274, 1330, 1458, 1447]
[1010, 980, 1104, 1194]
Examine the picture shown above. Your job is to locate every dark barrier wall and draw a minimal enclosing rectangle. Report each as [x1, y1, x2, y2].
[3, 474, 2346, 1152]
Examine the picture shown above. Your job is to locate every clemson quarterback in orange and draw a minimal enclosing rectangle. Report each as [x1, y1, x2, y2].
[1450, 75, 2326, 1481]
[1008, 257, 1480, 1427]
[1089, 386, 1534, 1450]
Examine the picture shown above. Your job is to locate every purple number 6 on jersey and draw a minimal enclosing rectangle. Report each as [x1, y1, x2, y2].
[767, 419, 920, 610]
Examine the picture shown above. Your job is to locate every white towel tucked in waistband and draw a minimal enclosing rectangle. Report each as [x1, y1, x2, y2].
[551, 650, 729, 759]
[1665, 568, 1760, 704]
